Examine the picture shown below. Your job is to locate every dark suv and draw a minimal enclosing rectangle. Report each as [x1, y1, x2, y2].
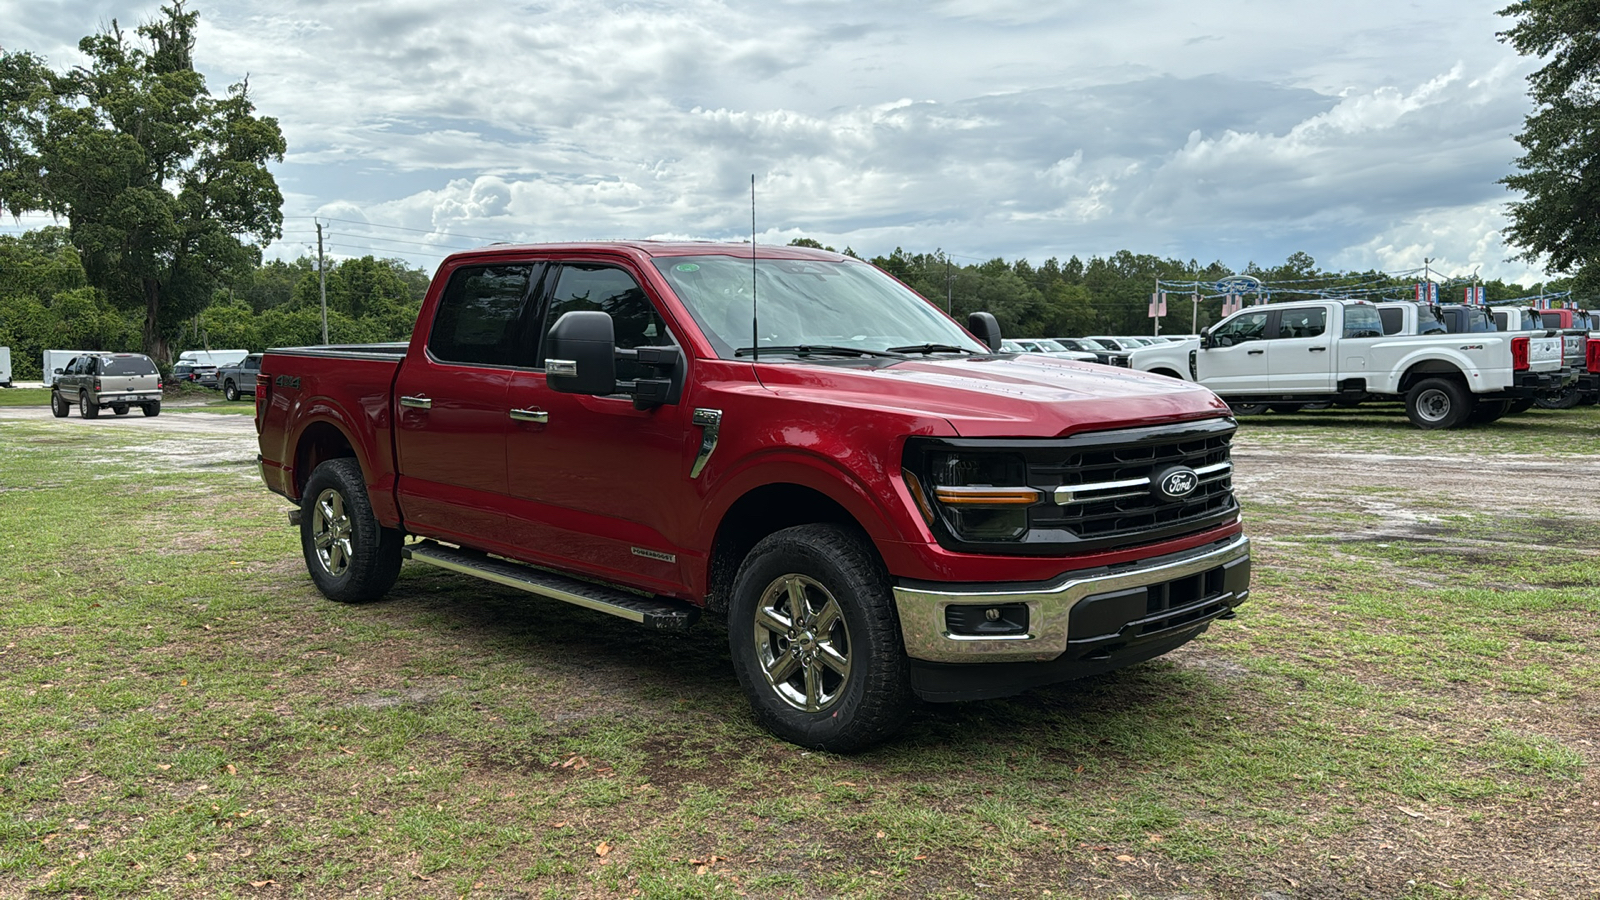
[51, 353, 163, 418]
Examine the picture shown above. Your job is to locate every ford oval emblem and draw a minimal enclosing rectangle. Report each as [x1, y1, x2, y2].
[1153, 466, 1199, 502]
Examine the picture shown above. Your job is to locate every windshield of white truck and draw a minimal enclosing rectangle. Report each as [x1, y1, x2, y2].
[653, 256, 989, 359]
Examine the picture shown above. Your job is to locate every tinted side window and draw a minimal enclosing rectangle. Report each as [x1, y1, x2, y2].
[1540, 312, 1561, 328]
[1379, 308, 1402, 335]
[1343, 305, 1384, 338]
[1277, 308, 1327, 339]
[541, 265, 674, 380]
[429, 266, 533, 366]
[1213, 311, 1268, 344]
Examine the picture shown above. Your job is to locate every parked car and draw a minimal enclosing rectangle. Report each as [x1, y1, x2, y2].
[218, 353, 263, 400]
[50, 353, 163, 418]
[1011, 339, 1098, 361]
[1050, 337, 1130, 366]
[171, 362, 221, 388]
[255, 241, 1252, 751]
[1126, 299, 1572, 428]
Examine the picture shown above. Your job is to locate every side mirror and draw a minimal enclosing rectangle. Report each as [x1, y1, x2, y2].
[53, 368, 63, 375]
[966, 311, 1002, 352]
[546, 310, 617, 396]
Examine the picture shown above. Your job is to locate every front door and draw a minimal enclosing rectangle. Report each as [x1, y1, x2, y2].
[504, 261, 699, 597]
[393, 263, 540, 545]
[1195, 309, 1271, 394]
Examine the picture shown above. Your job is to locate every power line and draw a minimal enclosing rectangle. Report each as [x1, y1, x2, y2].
[282, 215, 507, 243]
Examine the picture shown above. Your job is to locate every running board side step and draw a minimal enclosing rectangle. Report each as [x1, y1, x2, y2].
[403, 540, 700, 632]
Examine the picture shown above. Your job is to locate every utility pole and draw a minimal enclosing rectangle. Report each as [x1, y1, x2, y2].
[316, 220, 329, 345]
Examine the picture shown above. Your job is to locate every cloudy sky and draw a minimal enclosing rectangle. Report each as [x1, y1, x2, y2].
[2, 0, 1549, 283]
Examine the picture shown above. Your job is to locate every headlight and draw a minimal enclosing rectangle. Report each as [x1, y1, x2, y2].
[926, 451, 1037, 541]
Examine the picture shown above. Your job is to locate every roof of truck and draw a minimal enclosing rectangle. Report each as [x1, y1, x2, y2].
[443, 240, 851, 264]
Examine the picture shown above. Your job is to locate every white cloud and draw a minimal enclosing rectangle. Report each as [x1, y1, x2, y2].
[3, 0, 1552, 285]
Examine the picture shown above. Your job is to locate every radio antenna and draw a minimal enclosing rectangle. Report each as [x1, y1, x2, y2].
[751, 174, 758, 363]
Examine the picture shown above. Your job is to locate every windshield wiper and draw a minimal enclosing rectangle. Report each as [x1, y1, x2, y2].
[885, 343, 977, 355]
[734, 345, 905, 359]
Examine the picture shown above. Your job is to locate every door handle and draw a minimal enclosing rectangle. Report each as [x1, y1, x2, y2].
[509, 408, 549, 423]
[1309, 347, 1327, 352]
[1247, 349, 1264, 355]
[399, 395, 432, 409]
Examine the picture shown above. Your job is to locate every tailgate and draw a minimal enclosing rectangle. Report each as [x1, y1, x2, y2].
[1528, 336, 1563, 371]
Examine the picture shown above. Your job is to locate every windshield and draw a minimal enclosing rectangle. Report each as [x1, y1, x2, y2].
[1034, 339, 1068, 352]
[653, 255, 988, 358]
[1067, 338, 1107, 351]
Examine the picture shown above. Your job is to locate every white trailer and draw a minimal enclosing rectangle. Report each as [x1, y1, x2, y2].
[44, 349, 89, 386]
[0, 347, 11, 387]
[175, 349, 249, 368]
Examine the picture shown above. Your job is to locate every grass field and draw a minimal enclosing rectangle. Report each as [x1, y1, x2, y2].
[0, 405, 1595, 898]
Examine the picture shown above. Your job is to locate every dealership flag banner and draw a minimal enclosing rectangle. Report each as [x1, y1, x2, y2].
[1149, 292, 1167, 318]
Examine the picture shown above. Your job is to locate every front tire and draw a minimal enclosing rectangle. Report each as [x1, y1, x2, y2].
[727, 524, 911, 752]
[79, 391, 99, 419]
[113, 404, 130, 416]
[1229, 402, 1267, 416]
[300, 458, 403, 603]
[1406, 377, 1472, 429]
[224, 380, 239, 401]
[50, 392, 69, 418]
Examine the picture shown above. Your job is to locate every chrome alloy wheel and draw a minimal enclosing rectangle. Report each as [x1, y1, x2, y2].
[310, 487, 355, 577]
[1415, 388, 1451, 424]
[752, 574, 853, 712]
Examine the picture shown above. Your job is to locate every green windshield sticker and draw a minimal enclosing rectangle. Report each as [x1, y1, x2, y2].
[674, 263, 700, 272]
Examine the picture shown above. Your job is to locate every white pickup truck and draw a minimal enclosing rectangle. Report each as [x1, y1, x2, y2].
[1127, 299, 1571, 429]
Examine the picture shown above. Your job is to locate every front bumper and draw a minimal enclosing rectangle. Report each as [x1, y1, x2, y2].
[893, 533, 1250, 665]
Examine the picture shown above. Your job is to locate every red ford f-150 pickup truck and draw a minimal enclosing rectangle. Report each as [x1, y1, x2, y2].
[255, 242, 1251, 750]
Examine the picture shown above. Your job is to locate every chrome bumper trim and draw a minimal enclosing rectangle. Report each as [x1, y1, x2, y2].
[892, 534, 1250, 663]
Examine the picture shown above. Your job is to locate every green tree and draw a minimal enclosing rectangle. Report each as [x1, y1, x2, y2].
[0, 2, 285, 362]
[1498, 0, 1600, 291]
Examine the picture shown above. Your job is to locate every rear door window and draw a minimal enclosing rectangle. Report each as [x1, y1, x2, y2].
[428, 265, 537, 366]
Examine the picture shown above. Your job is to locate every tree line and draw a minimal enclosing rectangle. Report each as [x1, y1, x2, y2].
[2, 1, 1596, 381]
[0, 225, 1568, 381]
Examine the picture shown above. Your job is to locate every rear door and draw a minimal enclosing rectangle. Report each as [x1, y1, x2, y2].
[503, 260, 698, 595]
[1267, 305, 1334, 393]
[393, 263, 543, 545]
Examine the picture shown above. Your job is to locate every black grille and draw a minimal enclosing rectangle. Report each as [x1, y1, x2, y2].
[906, 418, 1239, 555]
[1029, 427, 1234, 541]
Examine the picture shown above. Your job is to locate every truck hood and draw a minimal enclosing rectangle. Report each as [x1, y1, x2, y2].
[753, 354, 1230, 437]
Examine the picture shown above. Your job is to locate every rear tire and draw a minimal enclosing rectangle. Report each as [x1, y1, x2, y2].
[141, 401, 161, 417]
[1229, 402, 1267, 416]
[727, 524, 911, 752]
[300, 458, 403, 604]
[50, 391, 69, 418]
[1468, 399, 1511, 425]
[1267, 403, 1305, 414]
[1509, 398, 1536, 414]
[79, 391, 99, 419]
[1534, 385, 1582, 410]
[1405, 378, 1472, 429]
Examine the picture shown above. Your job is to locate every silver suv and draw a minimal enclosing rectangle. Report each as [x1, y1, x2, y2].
[50, 353, 163, 418]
